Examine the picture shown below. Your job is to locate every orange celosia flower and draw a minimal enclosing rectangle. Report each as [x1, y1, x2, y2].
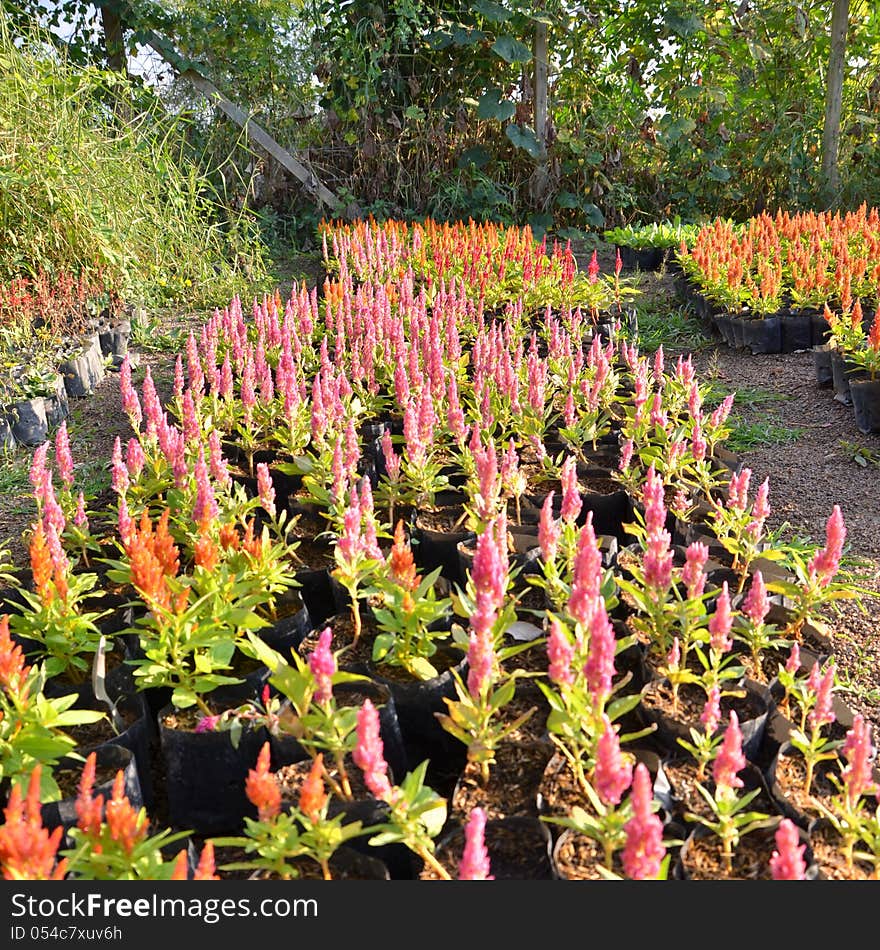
[0, 766, 68, 880]
[387, 520, 418, 592]
[245, 742, 280, 822]
[104, 771, 147, 856]
[194, 526, 219, 573]
[170, 849, 189, 880]
[869, 306, 880, 352]
[153, 510, 180, 577]
[75, 752, 105, 840]
[193, 840, 219, 880]
[29, 522, 54, 606]
[299, 754, 328, 822]
[241, 519, 262, 560]
[218, 523, 240, 551]
[0, 615, 29, 696]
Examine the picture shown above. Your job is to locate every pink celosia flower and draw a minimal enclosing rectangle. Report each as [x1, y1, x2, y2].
[125, 438, 145, 481]
[192, 448, 218, 526]
[742, 572, 770, 626]
[470, 520, 507, 612]
[547, 617, 574, 688]
[539, 491, 560, 563]
[256, 463, 276, 519]
[567, 517, 602, 626]
[619, 439, 634, 473]
[335, 495, 363, 566]
[594, 715, 633, 806]
[708, 582, 733, 653]
[74, 491, 88, 530]
[840, 715, 878, 806]
[458, 807, 493, 880]
[560, 456, 581, 524]
[682, 542, 708, 599]
[119, 355, 142, 428]
[622, 762, 666, 880]
[54, 423, 74, 489]
[807, 505, 846, 588]
[584, 603, 616, 705]
[195, 716, 220, 734]
[712, 711, 745, 792]
[769, 818, 807, 881]
[808, 661, 836, 732]
[727, 468, 752, 511]
[110, 436, 129, 496]
[207, 429, 231, 490]
[466, 627, 495, 699]
[308, 627, 336, 705]
[29, 442, 50, 499]
[666, 637, 681, 670]
[353, 699, 394, 803]
[700, 685, 721, 735]
[785, 642, 801, 675]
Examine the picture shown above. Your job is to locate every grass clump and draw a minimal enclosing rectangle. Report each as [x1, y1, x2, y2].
[0, 14, 270, 310]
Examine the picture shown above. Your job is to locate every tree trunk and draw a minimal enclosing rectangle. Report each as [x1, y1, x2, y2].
[100, 3, 128, 76]
[820, 0, 849, 203]
[533, 21, 549, 157]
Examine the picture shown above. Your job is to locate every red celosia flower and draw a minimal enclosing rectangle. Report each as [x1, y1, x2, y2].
[245, 743, 281, 822]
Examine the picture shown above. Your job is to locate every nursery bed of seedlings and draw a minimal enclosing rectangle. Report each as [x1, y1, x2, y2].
[0, 220, 878, 882]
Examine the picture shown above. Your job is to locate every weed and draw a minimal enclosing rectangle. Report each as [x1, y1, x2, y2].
[634, 305, 708, 352]
[838, 439, 880, 468]
[724, 420, 804, 453]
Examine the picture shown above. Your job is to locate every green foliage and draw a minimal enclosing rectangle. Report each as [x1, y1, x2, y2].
[0, 14, 269, 308]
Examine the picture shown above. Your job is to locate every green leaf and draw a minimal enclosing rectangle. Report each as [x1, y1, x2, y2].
[452, 27, 486, 46]
[477, 89, 516, 122]
[555, 190, 581, 209]
[581, 202, 605, 228]
[473, 0, 512, 22]
[404, 105, 426, 121]
[708, 164, 731, 182]
[506, 123, 543, 158]
[409, 656, 439, 680]
[457, 145, 491, 169]
[664, 11, 703, 37]
[491, 35, 532, 64]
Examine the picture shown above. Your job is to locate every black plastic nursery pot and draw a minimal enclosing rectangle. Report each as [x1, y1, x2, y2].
[809, 308, 832, 345]
[158, 703, 269, 835]
[730, 315, 747, 350]
[830, 350, 868, 406]
[812, 344, 834, 388]
[8, 396, 48, 446]
[59, 334, 105, 398]
[714, 312, 733, 347]
[742, 315, 782, 354]
[849, 376, 880, 434]
[780, 312, 813, 353]
[617, 245, 664, 271]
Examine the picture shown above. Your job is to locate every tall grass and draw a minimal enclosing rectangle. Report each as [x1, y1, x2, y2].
[0, 15, 271, 309]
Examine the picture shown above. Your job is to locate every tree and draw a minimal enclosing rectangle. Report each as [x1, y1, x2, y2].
[821, 0, 850, 203]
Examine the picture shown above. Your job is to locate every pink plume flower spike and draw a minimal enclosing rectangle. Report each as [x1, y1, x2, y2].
[769, 818, 807, 880]
[808, 661, 836, 731]
[840, 715, 878, 806]
[807, 505, 846, 588]
[742, 571, 770, 626]
[74, 491, 89, 530]
[622, 762, 666, 880]
[712, 711, 745, 793]
[54, 423, 74, 489]
[708, 582, 733, 653]
[308, 627, 336, 705]
[538, 491, 560, 563]
[256, 463, 276, 519]
[458, 807, 493, 880]
[547, 617, 574, 688]
[353, 699, 395, 803]
[594, 715, 633, 807]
